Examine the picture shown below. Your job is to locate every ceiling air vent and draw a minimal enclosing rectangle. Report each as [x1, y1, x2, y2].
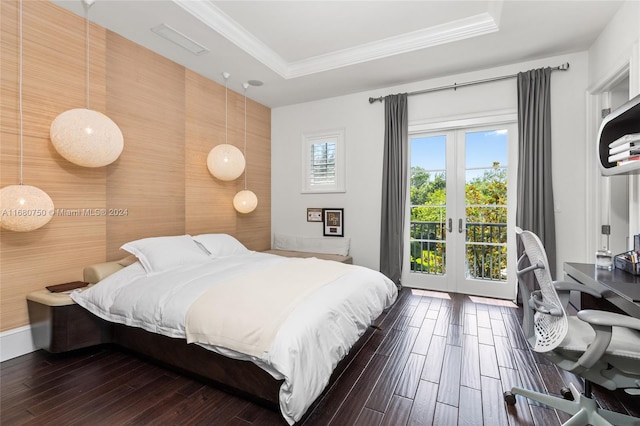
[151, 23, 209, 56]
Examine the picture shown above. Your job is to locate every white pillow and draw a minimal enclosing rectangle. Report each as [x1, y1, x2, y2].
[193, 234, 250, 258]
[120, 235, 210, 275]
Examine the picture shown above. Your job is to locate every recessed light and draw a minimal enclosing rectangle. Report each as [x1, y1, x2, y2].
[247, 80, 263, 87]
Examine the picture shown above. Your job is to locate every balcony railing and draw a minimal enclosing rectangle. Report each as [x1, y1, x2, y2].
[410, 221, 507, 281]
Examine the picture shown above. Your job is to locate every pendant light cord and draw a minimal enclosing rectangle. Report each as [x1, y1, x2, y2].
[225, 78, 228, 145]
[243, 83, 248, 190]
[221, 72, 230, 146]
[83, 0, 91, 110]
[18, 0, 23, 185]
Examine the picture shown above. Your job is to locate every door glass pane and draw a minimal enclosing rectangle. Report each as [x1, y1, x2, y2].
[410, 135, 446, 275]
[464, 130, 508, 281]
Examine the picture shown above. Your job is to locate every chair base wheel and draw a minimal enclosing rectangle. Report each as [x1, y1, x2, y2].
[560, 386, 574, 400]
[503, 391, 517, 406]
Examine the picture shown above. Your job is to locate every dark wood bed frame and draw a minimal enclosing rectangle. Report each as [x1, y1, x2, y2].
[113, 321, 376, 411]
[27, 299, 378, 420]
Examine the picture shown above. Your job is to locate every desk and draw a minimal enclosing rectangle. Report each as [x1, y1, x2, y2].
[564, 262, 640, 318]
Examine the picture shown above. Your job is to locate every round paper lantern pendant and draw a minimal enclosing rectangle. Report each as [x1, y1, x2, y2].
[0, 184, 54, 232]
[233, 189, 257, 213]
[50, 108, 124, 167]
[207, 144, 245, 181]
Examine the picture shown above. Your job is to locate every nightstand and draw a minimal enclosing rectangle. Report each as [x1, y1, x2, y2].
[27, 285, 111, 353]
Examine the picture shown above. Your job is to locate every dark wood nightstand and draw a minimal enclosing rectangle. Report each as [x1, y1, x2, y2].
[27, 285, 111, 353]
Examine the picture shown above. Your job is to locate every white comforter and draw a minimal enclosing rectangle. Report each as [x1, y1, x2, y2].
[71, 252, 397, 424]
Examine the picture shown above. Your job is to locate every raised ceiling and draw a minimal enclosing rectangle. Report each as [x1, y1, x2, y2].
[52, 0, 623, 108]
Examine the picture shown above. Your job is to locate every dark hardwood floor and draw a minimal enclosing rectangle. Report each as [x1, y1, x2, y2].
[2, 288, 638, 425]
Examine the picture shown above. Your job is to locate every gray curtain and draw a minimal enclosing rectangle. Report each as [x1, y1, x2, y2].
[380, 93, 408, 287]
[516, 67, 557, 278]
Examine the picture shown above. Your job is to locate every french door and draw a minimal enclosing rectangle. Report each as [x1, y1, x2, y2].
[401, 122, 517, 300]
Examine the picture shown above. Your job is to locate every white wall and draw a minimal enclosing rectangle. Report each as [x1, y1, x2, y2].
[272, 52, 589, 279]
[272, 95, 385, 269]
[587, 0, 640, 256]
[588, 1, 639, 89]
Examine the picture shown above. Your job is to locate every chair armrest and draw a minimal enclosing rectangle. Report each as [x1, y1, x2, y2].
[554, 281, 602, 298]
[577, 310, 640, 331]
[572, 309, 640, 372]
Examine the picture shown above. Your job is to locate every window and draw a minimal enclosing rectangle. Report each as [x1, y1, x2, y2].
[301, 129, 345, 193]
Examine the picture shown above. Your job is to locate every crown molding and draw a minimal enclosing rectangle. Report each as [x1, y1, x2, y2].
[173, 0, 500, 80]
[288, 12, 499, 78]
[173, 0, 289, 76]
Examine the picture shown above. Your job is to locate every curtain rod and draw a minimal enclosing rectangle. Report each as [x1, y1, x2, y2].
[368, 62, 570, 104]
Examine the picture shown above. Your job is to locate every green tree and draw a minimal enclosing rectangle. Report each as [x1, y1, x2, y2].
[410, 162, 508, 280]
[466, 162, 507, 225]
[410, 166, 446, 221]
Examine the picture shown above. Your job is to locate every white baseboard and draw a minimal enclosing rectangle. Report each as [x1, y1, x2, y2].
[1, 325, 37, 362]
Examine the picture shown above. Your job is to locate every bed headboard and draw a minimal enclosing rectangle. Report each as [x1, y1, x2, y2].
[83, 261, 125, 284]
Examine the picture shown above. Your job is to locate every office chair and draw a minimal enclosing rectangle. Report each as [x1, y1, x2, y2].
[505, 227, 640, 426]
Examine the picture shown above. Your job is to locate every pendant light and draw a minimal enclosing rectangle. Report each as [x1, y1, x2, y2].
[208, 72, 245, 181]
[49, 0, 123, 167]
[233, 83, 258, 214]
[0, 0, 54, 232]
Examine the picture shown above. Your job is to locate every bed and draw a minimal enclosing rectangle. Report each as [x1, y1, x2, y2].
[71, 234, 397, 424]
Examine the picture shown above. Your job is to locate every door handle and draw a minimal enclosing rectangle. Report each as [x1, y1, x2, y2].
[458, 218, 463, 233]
[448, 218, 452, 233]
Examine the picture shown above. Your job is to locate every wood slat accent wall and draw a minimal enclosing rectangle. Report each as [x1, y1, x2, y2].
[185, 71, 238, 238]
[184, 70, 271, 251]
[0, 0, 271, 332]
[105, 33, 187, 260]
[1, 1, 108, 331]
[235, 98, 271, 249]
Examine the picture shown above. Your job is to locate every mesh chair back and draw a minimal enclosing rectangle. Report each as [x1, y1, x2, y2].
[518, 229, 568, 353]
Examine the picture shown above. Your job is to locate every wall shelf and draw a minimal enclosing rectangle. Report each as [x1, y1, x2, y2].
[598, 93, 640, 176]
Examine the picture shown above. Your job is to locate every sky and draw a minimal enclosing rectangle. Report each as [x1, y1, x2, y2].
[411, 129, 508, 180]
